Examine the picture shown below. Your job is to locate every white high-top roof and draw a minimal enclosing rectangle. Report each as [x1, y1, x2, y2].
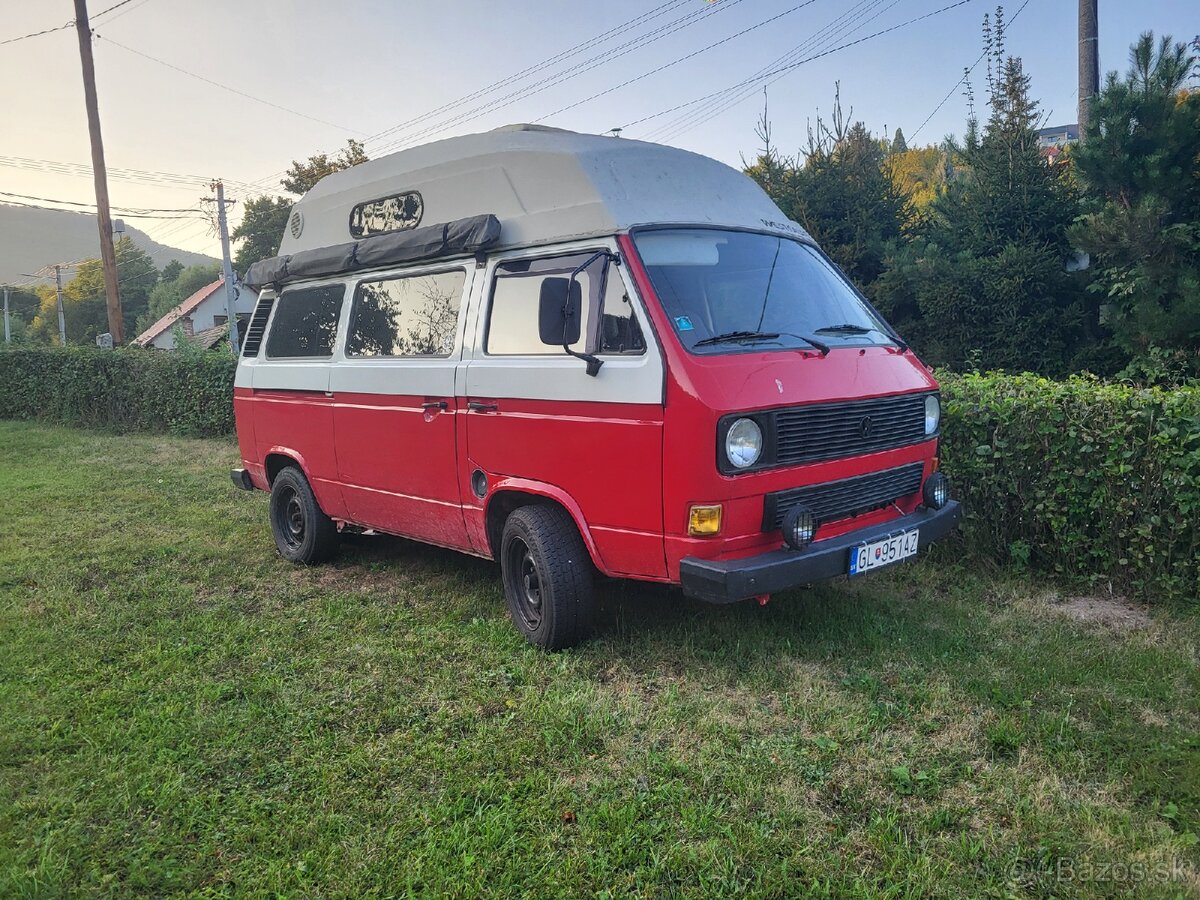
[278, 125, 811, 255]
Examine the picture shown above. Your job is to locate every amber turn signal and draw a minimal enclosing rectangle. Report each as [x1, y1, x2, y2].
[688, 504, 722, 536]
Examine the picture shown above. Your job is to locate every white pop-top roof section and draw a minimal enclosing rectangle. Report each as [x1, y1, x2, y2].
[278, 124, 812, 256]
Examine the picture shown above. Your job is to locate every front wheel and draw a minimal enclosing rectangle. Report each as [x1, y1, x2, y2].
[500, 505, 594, 650]
[269, 466, 339, 564]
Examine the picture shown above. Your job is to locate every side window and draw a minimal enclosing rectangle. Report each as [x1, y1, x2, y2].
[346, 269, 465, 358]
[486, 252, 643, 356]
[598, 265, 645, 355]
[265, 284, 345, 359]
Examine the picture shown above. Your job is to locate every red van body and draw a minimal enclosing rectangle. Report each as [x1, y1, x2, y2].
[231, 125, 959, 648]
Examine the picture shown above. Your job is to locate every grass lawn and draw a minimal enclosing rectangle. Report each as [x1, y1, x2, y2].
[0, 421, 1197, 897]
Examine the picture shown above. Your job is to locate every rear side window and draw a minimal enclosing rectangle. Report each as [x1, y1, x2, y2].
[486, 253, 643, 356]
[346, 269, 465, 358]
[265, 284, 344, 359]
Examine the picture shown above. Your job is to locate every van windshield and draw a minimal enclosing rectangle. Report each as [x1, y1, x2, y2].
[633, 228, 895, 354]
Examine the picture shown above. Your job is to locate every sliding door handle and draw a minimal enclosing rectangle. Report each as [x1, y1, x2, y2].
[467, 401, 498, 412]
[421, 400, 449, 411]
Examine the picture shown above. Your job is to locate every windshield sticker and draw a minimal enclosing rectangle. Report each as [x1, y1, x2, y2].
[675, 316, 694, 331]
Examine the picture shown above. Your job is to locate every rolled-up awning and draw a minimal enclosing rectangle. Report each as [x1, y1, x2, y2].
[244, 213, 500, 291]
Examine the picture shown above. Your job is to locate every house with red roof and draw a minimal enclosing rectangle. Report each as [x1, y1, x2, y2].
[132, 277, 257, 350]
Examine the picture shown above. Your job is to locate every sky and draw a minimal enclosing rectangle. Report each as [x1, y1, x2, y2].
[0, 0, 1196, 264]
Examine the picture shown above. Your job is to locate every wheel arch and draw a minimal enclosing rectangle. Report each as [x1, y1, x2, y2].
[264, 448, 308, 485]
[483, 479, 609, 576]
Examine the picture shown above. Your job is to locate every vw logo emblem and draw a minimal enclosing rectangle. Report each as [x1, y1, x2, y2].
[859, 416, 874, 439]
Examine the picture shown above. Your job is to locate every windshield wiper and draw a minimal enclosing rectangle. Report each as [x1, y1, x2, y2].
[814, 323, 908, 352]
[693, 330, 780, 346]
[693, 330, 830, 356]
[814, 323, 873, 334]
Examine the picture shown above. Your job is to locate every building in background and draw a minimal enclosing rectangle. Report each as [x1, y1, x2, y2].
[132, 278, 256, 350]
[1037, 124, 1080, 148]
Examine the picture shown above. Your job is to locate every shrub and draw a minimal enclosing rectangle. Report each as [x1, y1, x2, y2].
[939, 372, 1200, 602]
[0, 346, 234, 437]
[1, 349, 1196, 602]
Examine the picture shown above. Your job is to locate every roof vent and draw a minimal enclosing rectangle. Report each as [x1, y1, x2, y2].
[289, 209, 304, 239]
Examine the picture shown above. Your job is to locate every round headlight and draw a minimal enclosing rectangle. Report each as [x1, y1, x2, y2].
[725, 418, 763, 469]
[782, 504, 817, 550]
[924, 395, 941, 435]
[923, 472, 950, 509]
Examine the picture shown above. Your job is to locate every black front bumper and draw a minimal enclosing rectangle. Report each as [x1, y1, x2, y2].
[680, 500, 961, 604]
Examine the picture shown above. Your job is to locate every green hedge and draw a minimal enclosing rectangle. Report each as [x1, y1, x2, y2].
[1, 349, 1197, 601]
[939, 372, 1200, 602]
[0, 347, 235, 437]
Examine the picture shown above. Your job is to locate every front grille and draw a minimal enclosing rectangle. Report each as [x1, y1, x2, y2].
[773, 393, 929, 466]
[762, 462, 925, 531]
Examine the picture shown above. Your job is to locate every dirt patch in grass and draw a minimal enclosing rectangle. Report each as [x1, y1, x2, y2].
[1052, 594, 1153, 630]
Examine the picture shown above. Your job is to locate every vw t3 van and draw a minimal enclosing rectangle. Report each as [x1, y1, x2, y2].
[232, 124, 960, 649]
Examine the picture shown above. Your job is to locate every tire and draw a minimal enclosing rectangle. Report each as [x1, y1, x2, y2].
[268, 466, 339, 564]
[500, 505, 595, 650]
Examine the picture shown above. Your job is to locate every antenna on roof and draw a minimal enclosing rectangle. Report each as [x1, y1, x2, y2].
[607, 128, 623, 138]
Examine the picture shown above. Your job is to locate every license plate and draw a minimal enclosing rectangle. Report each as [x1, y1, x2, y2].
[848, 530, 920, 576]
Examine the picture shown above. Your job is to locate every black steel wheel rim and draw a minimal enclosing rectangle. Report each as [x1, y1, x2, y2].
[275, 485, 305, 550]
[506, 537, 543, 630]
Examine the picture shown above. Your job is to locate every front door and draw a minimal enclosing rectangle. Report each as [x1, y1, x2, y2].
[462, 243, 667, 578]
[330, 264, 473, 550]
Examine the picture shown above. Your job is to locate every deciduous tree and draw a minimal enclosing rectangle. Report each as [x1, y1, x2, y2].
[230, 140, 371, 276]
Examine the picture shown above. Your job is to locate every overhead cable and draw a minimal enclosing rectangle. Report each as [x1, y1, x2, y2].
[619, 0, 976, 133]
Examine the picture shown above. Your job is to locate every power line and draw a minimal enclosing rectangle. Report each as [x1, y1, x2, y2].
[0, 154, 257, 192]
[0, 21, 72, 47]
[375, 0, 750, 155]
[0, 190, 204, 214]
[0, 0, 148, 47]
[533, 0, 824, 125]
[94, 0, 156, 25]
[619, 0, 976, 133]
[648, 0, 899, 143]
[242, 0, 737, 188]
[363, 0, 691, 146]
[95, 34, 366, 135]
[908, 0, 1031, 141]
[645, 0, 883, 140]
[91, 0, 146, 21]
[0, 199, 207, 220]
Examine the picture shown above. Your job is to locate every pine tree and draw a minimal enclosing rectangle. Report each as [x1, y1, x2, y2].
[1070, 33, 1200, 362]
[745, 85, 912, 291]
[875, 41, 1092, 374]
[891, 127, 908, 154]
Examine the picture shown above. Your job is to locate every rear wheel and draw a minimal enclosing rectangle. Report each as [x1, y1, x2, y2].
[500, 505, 594, 650]
[269, 466, 338, 564]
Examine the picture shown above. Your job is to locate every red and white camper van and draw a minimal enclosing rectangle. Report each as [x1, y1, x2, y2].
[231, 124, 960, 649]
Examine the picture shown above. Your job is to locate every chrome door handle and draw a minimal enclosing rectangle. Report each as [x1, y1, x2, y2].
[467, 401, 498, 412]
[421, 400, 449, 410]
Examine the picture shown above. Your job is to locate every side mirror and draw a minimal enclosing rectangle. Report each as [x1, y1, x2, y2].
[538, 277, 582, 346]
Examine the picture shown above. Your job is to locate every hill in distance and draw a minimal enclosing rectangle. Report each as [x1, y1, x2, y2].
[0, 204, 218, 285]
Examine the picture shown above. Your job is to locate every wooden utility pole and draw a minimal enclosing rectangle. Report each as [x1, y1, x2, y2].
[1078, 0, 1099, 138]
[73, 0, 124, 344]
[54, 265, 68, 346]
[210, 181, 242, 357]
